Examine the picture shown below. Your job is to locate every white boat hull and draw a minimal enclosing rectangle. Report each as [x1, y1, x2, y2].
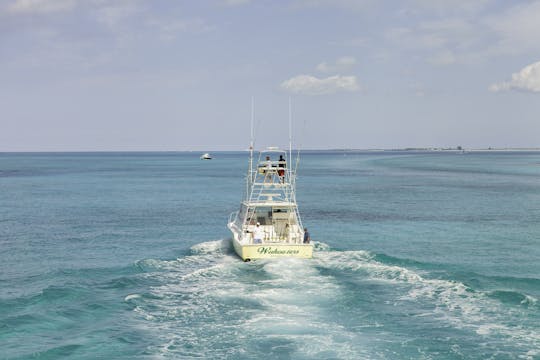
[229, 223, 312, 261]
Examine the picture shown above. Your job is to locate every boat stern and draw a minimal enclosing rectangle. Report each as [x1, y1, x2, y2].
[232, 238, 313, 261]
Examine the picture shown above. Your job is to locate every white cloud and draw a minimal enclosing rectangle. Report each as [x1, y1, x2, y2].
[316, 56, 357, 73]
[280, 74, 359, 95]
[489, 61, 540, 93]
[7, 0, 74, 13]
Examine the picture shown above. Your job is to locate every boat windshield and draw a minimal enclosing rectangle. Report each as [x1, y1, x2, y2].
[244, 206, 294, 226]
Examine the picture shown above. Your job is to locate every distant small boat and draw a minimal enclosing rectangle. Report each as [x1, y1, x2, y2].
[201, 153, 212, 160]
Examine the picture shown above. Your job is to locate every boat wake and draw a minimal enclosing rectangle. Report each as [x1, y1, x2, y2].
[126, 240, 539, 359]
[314, 247, 539, 359]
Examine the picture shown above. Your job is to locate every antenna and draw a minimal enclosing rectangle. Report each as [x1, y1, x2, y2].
[251, 96, 254, 150]
[248, 96, 255, 195]
[288, 96, 292, 171]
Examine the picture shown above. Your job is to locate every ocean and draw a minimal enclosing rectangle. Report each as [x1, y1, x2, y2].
[1, 151, 539, 359]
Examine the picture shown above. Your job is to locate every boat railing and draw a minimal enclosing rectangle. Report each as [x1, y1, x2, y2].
[248, 168, 296, 203]
[239, 224, 303, 245]
[228, 211, 239, 225]
[262, 227, 303, 244]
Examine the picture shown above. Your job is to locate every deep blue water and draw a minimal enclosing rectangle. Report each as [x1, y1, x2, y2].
[1, 151, 539, 359]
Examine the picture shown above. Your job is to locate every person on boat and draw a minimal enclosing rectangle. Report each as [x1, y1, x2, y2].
[253, 222, 264, 244]
[263, 156, 274, 182]
[303, 228, 310, 244]
[278, 155, 286, 182]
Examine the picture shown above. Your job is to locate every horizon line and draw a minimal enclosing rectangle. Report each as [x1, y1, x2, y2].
[2, 147, 540, 153]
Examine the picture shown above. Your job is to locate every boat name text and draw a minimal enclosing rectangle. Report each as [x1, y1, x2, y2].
[257, 247, 300, 255]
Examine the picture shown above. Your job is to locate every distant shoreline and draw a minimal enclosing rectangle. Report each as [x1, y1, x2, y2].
[327, 148, 540, 152]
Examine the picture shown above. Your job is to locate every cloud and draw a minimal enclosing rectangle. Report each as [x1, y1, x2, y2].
[281, 74, 359, 95]
[489, 61, 540, 93]
[384, 2, 540, 66]
[7, 0, 75, 13]
[385, 18, 483, 65]
[485, 1, 540, 57]
[316, 56, 357, 73]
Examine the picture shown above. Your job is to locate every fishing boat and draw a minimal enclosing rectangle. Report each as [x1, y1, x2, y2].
[228, 147, 312, 261]
[200, 153, 212, 160]
[227, 101, 312, 261]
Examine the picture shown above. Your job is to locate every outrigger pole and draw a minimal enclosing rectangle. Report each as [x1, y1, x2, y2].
[247, 96, 255, 197]
[288, 96, 292, 180]
[289, 97, 300, 181]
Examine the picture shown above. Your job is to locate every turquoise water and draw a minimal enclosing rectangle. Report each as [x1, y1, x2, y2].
[1, 151, 539, 359]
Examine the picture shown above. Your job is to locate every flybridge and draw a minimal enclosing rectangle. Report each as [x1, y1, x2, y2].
[246, 148, 297, 204]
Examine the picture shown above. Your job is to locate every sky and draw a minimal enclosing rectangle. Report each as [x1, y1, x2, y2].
[1, 0, 540, 151]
